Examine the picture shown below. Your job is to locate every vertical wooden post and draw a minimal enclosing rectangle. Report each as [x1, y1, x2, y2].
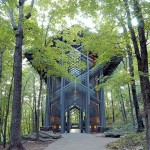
[86, 54, 90, 133]
[44, 76, 50, 127]
[67, 109, 70, 133]
[61, 77, 65, 133]
[99, 67, 106, 128]
[80, 109, 83, 133]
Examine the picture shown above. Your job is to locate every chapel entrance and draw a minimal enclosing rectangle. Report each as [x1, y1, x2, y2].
[65, 106, 84, 133]
[70, 107, 80, 129]
[69, 107, 81, 133]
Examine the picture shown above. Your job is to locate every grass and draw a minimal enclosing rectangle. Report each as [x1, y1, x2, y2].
[106, 131, 146, 150]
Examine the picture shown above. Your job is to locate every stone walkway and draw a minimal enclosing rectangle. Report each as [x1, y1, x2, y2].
[44, 132, 118, 150]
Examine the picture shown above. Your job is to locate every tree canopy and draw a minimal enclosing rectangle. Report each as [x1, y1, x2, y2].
[0, 0, 150, 149]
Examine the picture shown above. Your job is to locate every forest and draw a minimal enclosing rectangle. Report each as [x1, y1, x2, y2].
[0, 0, 150, 149]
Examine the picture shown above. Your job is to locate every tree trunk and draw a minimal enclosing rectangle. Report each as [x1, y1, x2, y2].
[0, 107, 2, 144]
[33, 76, 37, 133]
[41, 94, 44, 126]
[21, 76, 31, 106]
[140, 77, 150, 150]
[119, 92, 127, 122]
[121, 22, 144, 131]
[36, 72, 43, 140]
[0, 85, 2, 144]
[122, 98, 127, 123]
[111, 91, 115, 123]
[8, 35, 25, 149]
[8, 1, 25, 149]
[28, 111, 31, 134]
[3, 76, 13, 148]
[25, 110, 28, 134]
[127, 48, 144, 132]
[0, 52, 2, 83]
[127, 84, 135, 128]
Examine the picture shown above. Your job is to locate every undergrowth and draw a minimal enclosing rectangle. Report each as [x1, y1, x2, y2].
[106, 131, 146, 150]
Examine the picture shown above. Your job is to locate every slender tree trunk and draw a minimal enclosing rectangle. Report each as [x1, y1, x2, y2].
[0, 85, 2, 144]
[28, 111, 31, 134]
[41, 94, 44, 126]
[0, 53, 4, 141]
[0, 52, 3, 83]
[3, 76, 13, 148]
[119, 92, 127, 122]
[32, 105, 35, 133]
[127, 84, 135, 127]
[121, 23, 144, 131]
[111, 91, 115, 123]
[33, 76, 37, 133]
[127, 48, 144, 132]
[21, 76, 31, 106]
[0, 107, 2, 144]
[0, 50, 6, 143]
[122, 97, 127, 123]
[25, 110, 28, 134]
[119, 100, 125, 122]
[36, 72, 43, 140]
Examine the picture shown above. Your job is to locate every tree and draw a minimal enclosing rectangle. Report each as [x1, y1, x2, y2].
[36, 72, 43, 140]
[0, 15, 13, 83]
[0, 14, 14, 147]
[6, 0, 34, 149]
[3, 76, 13, 148]
[77, 0, 147, 135]
[0, 49, 14, 147]
[120, 22, 144, 132]
[123, 0, 150, 148]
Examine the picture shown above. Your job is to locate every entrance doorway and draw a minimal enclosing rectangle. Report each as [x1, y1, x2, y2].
[69, 106, 81, 133]
[70, 107, 80, 128]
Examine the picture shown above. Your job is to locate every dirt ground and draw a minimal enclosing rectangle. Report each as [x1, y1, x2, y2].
[0, 140, 56, 150]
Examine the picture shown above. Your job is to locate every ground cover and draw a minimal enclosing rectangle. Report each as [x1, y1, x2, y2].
[106, 132, 146, 150]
